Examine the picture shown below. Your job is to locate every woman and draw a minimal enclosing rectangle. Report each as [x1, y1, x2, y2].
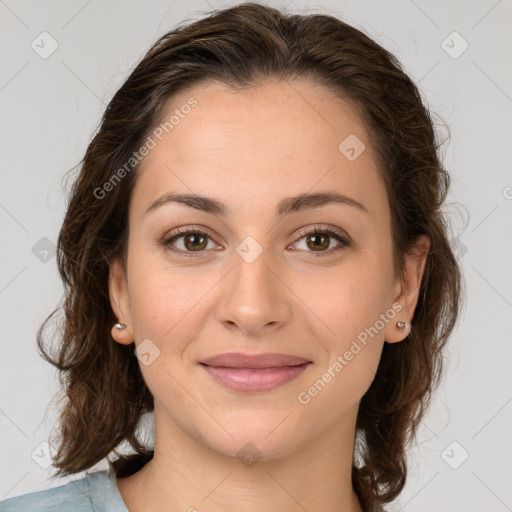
[0, 2, 462, 511]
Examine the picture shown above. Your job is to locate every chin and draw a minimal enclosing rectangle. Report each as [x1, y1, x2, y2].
[194, 408, 308, 462]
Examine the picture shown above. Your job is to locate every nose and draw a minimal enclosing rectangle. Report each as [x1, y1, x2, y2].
[216, 247, 291, 337]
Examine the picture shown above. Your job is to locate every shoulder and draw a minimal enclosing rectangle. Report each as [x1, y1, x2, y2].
[0, 471, 110, 512]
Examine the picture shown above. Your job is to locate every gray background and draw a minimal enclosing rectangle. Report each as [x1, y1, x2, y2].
[1, 0, 511, 510]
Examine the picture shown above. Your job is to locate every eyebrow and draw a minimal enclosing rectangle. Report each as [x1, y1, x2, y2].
[145, 191, 369, 217]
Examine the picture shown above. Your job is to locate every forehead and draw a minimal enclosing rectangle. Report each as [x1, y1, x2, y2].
[131, 79, 387, 221]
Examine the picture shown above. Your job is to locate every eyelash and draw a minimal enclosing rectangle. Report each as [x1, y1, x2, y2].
[161, 224, 351, 259]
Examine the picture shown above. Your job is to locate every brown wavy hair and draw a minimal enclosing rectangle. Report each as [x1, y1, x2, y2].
[37, 2, 463, 510]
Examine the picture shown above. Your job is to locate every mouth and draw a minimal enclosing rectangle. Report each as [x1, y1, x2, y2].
[200, 352, 311, 369]
[199, 352, 312, 393]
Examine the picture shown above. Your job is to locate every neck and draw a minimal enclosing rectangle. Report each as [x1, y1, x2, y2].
[116, 405, 363, 512]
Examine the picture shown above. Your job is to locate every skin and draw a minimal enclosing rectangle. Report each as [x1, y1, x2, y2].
[109, 78, 429, 512]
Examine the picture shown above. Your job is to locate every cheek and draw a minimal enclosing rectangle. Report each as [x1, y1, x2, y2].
[297, 255, 393, 339]
[295, 271, 390, 416]
[127, 248, 223, 348]
[130, 272, 201, 339]
[125, 261, 214, 401]
[294, 255, 393, 392]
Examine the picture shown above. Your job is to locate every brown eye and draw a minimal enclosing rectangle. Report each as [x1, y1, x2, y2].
[305, 233, 330, 251]
[182, 233, 208, 251]
[163, 228, 218, 256]
[291, 226, 351, 257]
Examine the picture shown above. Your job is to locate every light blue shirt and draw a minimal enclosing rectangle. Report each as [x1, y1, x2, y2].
[0, 470, 129, 511]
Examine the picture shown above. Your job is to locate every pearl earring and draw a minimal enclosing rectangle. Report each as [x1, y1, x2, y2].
[396, 321, 407, 330]
[114, 322, 127, 330]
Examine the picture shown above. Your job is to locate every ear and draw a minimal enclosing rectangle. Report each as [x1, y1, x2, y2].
[384, 234, 430, 344]
[109, 258, 134, 346]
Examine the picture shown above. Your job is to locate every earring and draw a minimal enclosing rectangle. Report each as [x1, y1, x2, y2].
[114, 322, 127, 330]
[396, 321, 407, 330]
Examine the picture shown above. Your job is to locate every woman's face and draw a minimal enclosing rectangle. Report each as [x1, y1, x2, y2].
[109, 79, 426, 460]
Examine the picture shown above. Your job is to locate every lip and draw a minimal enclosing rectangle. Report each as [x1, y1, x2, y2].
[200, 352, 311, 369]
[199, 352, 312, 393]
